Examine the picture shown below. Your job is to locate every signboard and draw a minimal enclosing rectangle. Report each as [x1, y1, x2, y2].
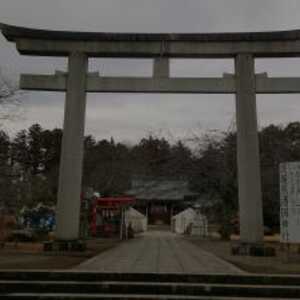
[280, 162, 300, 243]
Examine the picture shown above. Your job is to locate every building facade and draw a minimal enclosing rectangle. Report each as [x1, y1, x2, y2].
[126, 179, 198, 225]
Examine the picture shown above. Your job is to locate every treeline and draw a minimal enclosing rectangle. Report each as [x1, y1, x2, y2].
[1, 122, 300, 228]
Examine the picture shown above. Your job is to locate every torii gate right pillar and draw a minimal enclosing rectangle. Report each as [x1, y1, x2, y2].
[235, 53, 264, 244]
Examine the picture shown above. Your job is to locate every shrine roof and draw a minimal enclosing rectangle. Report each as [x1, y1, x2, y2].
[126, 179, 197, 201]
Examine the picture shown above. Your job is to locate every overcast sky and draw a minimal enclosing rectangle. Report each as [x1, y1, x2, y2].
[1, 0, 300, 143]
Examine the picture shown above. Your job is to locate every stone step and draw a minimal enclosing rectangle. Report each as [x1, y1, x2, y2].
[1, 272, 300, 299]
[1, 294, 298, 300]
[1, 271, 300, 286]
[1, 281, 300, 298]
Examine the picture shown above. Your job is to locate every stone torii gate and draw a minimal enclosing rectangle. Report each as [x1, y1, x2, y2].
[2, 24, 300, 246]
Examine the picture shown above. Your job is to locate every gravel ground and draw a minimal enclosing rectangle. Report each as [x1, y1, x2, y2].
[76, 231, 243, 274]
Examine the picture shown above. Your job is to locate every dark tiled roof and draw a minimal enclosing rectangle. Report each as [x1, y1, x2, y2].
[127, 179, 197, 201]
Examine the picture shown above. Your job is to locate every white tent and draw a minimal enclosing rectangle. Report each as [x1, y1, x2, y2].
[125, 207, 147, 233]
[172, 208, 208, 236]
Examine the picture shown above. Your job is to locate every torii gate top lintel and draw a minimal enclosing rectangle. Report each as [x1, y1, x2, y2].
[2, 23, 300, 94]
[2, 22, 300, 42]
[2, 23, 300, 58]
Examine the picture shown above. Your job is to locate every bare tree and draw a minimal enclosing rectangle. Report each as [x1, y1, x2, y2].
[0, 68, 22, 123]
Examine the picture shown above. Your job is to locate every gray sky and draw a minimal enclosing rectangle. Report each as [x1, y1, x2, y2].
[1, 0, 300, 142]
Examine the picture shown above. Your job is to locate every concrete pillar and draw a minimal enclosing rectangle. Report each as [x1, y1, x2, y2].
[56, 52, 88, 240]
[153, 58, 169, 78]
[235, 53, 264, 244]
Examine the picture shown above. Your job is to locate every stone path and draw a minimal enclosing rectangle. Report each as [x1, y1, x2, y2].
[75, 231, 244, 274]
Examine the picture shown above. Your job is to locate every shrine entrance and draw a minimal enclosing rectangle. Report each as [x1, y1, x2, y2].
[2, 23, 300, 245]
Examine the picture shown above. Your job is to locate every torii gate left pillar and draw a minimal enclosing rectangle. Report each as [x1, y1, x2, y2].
[56, 52, 88, 240]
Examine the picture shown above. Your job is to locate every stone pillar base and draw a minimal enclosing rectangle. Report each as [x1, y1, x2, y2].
[231, 242, 276, 257]
[43, 240, 86, 252]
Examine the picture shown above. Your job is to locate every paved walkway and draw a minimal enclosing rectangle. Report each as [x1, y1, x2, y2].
[75, 231, 243, 274]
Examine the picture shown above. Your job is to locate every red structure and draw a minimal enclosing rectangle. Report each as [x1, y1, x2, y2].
[90, 197, 135, 237]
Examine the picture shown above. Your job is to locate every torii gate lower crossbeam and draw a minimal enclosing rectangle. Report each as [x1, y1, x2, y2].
[3, 24, 300, 247]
